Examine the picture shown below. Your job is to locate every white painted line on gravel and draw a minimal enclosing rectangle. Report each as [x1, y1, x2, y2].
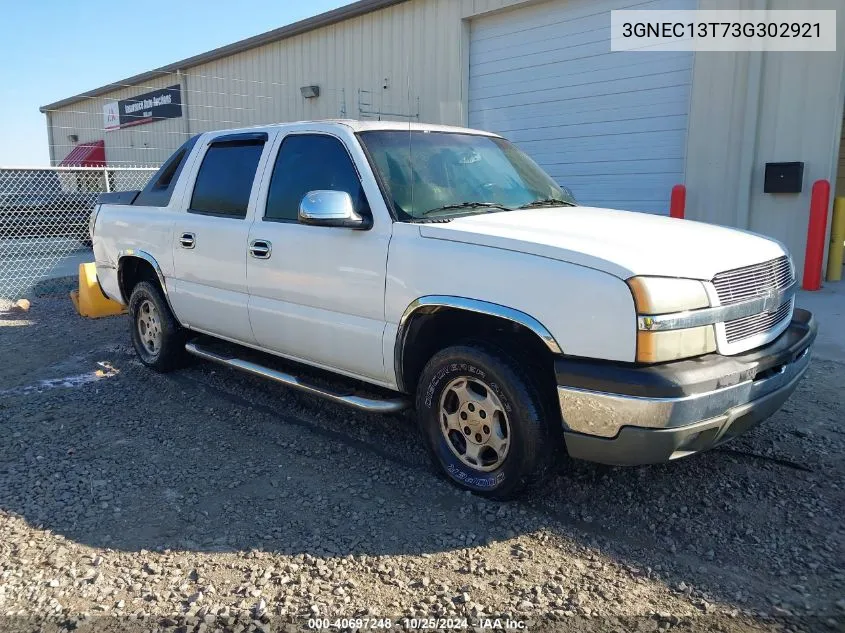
[0, 361, 119, 397]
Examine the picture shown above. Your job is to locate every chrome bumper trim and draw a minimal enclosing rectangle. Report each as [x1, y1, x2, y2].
[558, 345, 811, 439]
[637, 281, 798, 332]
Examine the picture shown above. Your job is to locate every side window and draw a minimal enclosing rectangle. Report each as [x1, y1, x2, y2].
[154, 149, 186, 189]
[264, 134, 369, 222]
[134, 134, 200, 207]
[189, 140, 264, 218]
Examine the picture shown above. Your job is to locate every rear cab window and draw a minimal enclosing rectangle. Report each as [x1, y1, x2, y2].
[189, 133, 268, 219]
[134, 134, 200, 207]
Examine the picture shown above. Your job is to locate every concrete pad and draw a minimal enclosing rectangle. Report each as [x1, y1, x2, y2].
[797, 280, 845, 363]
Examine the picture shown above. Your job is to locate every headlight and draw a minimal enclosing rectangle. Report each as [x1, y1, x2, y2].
[627, 277, 709, 313]
[627, 277, 716, 363]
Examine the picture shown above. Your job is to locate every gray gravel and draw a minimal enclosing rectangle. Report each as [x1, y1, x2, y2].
[0, 292, 843, 633]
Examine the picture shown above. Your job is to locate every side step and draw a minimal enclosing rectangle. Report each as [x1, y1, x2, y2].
[185, 341, 410, 414]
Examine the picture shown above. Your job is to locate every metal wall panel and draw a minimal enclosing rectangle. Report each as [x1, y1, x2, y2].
[180, 0, 516, 135]
[46, 74, 189, 166]
[468, 0, 695, 213]
[685, 0, 845, 278]
[44, 0, 535, 167]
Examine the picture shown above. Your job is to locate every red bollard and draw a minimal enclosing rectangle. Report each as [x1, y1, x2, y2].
[802, 179, 831, 291]
[670, 184, 686, 219]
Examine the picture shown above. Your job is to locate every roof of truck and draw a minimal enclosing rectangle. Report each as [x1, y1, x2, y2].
[203, 119, 502, 138]
[333, 120, 500, 135]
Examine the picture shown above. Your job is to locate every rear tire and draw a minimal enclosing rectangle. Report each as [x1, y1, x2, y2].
[128, 281, 186, 372]
[415, 343, 554, 500]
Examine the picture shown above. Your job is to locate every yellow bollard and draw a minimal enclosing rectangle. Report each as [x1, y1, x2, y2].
[70, 262, 127, 318]
[826, 197, 845, 282]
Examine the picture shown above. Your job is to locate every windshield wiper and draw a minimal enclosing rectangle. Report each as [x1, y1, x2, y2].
[419, 202, 511, 217]
[517, 198, 575, 209]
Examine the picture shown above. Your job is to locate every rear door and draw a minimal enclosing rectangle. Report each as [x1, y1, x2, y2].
[169, 132, 273, 343]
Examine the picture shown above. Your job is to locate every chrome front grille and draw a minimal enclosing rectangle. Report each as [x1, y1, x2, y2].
[724, 299, 792, 343]
[712, 256, 793, 305]
[713, 256, 795, 346]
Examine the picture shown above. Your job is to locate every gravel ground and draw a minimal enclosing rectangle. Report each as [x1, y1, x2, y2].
[0, 289, 843, 633]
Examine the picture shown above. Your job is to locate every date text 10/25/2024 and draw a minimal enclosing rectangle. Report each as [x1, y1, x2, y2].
[307, 618, 527, 630]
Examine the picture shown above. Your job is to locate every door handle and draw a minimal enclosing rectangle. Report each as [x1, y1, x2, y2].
[249, 239, 272, 259]
[179, 232, 196, 249]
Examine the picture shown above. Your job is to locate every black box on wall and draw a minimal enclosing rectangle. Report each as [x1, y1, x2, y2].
[764, 162, 804, 194]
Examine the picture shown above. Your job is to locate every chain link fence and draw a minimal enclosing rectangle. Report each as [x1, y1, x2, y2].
[0, 167, 158, 299]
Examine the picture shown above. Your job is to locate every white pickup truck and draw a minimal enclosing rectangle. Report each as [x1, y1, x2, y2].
[91, 120, 816, 499]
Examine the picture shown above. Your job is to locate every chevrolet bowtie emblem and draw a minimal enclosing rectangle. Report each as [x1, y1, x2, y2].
[763, 289, 780, 312]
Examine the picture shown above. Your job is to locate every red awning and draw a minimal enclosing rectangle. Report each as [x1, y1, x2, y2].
[59, 140, 106, 167]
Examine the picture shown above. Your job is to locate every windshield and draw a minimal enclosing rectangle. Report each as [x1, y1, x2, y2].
[358, 131, 575, 220]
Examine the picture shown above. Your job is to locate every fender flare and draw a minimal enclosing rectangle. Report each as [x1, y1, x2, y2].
[117, 249, 179, 317]
[393, 295, 562, 392]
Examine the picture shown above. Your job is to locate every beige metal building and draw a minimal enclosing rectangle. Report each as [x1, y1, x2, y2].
[40, 0, 845, 276]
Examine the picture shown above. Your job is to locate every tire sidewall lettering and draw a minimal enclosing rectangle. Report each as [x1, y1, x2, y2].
[421, 359, 513, 491]
[424, 362, 487, 408]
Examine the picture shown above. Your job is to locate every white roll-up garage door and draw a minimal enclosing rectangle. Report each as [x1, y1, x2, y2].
[468, 0, 695, 214]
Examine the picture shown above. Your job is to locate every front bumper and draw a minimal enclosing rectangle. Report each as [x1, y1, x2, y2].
[556, 309, 817, 466]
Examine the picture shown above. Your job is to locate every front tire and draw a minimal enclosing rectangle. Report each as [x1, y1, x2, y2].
[416, 343, 554, 500]
[128, 281, 186, 372]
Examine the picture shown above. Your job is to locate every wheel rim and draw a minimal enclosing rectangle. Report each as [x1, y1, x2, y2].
[136, 299, 162, 356]
[439, 376, 510, 472]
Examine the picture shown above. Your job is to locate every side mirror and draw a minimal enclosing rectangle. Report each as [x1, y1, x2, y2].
[298, 190, 369, 229]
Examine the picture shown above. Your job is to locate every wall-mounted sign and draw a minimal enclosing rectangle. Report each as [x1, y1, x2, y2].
[103, 85, 182, 131]
[103, 101, 120, 130]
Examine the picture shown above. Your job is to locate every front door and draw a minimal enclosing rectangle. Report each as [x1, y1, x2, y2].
[169, 133, 271, 344]
[246, 131, 391, 383]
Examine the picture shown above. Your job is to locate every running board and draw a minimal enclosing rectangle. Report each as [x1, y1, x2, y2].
[185, 341, 409, 414]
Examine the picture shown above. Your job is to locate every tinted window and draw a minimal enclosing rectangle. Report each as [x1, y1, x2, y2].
[264, 135, 368, 222]
[134, 134, 200, 207]
[189, 141, 264, 217]
[156, 149, 186, 189]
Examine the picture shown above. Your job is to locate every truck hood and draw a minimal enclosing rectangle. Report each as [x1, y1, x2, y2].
[417, 206, 788, 280]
